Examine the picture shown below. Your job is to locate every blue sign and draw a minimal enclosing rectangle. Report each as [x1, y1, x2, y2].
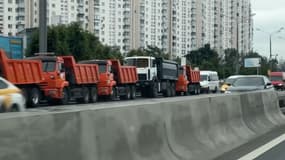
[0, 35, 23, 59]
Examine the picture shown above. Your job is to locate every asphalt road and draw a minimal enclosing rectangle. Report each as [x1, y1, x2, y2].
[255, 140, 285, 160]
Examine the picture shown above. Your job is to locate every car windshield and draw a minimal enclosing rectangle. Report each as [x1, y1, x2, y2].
[42, 61, 56, 72]
[232, 77, 265, 86]
[270, 76, 283, 81]
[125, 58, 149, 68]
[225, 78, 236, 84]
[201, 75, 208, 81]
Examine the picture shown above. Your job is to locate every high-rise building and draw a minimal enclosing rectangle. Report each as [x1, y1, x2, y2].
[0, 0, 253, 57]
[0, 0, 94, 36]
[94, 0, 133, 54]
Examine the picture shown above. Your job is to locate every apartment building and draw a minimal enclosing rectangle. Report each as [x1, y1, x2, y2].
[0, 0, 94, 36]
[94, 0, 133, 54]
[0, 0, 253, 57]
[0, 0, 25, 36]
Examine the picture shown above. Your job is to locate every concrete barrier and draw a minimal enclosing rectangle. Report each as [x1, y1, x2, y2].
[0, 91, 284, 160]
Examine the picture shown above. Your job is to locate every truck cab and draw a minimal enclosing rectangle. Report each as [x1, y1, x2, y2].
[125, 56, 178, 98]
[125, 56, 157, 82]
[79, 60, 116, 96]
[269, 72, 285, 90]
[27, 56, 68, 100]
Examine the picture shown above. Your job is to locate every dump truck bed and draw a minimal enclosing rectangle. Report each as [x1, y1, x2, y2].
[110, 60, 138, 84]
[0, 49, 44, 85]
[61, 56, 99, 85]
[186, 65, 200, 83]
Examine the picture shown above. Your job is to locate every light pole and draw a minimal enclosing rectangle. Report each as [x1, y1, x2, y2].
[39, 0, 47, 53]
[256, 27, 284, 70]
[234, 13, 256, 75]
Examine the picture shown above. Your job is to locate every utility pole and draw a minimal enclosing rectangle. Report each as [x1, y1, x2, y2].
[39, 0, 47, 52]
[235, 13, 239, 75]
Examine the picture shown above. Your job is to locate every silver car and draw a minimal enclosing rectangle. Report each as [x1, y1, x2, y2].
[225, 75, 274, 93]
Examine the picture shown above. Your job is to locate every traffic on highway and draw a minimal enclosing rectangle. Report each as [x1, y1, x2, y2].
[0, 48, 280, 113]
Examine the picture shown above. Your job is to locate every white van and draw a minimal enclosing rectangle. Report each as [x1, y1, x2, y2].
[200, 71, 220, 93]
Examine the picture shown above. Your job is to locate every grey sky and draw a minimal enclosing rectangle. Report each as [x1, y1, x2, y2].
[252, 0, 285, 59]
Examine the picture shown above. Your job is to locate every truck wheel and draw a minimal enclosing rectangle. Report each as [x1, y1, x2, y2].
[150, 83, 158, 98]
[130, 85, 136, 99]
[78, 87, 89, 103]
[59, 88, 69, 105]
[141, 87, 147, 97]
[171, 83, 176, 97]
[163, 82, 171, 97]
[121, 86, 131, 100]
[212, 87, 218, 93]
[197, 85, 201, 95]
[89, 87, 98, 103]
[28, 88, 40, 107]
[109, 87, 116, 101]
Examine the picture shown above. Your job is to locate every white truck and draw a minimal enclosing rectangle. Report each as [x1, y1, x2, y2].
[125, 56, 179, 98]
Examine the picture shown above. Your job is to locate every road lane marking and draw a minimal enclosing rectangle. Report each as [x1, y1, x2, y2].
[238, 133, 285, 160]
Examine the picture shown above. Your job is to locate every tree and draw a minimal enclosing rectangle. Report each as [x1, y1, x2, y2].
[26, 22, 122, 61]
[185, 44, 220, 71]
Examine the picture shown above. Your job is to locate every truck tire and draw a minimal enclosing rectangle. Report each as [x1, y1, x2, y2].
[163, 82, 171, 97]
[28, 88, 40, 107]
[171, 82, 176, 97]
[197, 85, 201, 94]
[130, 85, 136, 99]
[141, 87, 147, 97]
[59, 88, 69, 105]
[109, 87, 117, 101]
[77, 87, 89, 103]
[121, 86, 131, 100]
[149, 83, 158, 98]
[89, 87, 98, 103]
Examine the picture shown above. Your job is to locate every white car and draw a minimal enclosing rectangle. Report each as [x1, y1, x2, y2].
[0, 77, 25, 112]
[200, 71, 220, 93]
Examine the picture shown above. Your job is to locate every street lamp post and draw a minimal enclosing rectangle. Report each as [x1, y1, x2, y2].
[256, 27, 284, 70]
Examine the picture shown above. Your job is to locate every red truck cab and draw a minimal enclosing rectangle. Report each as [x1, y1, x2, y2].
[176, 65, 201, 95]
[27, 56, 69, 102]
[269, 72, 285, 90]
[79, 59, 138, 100]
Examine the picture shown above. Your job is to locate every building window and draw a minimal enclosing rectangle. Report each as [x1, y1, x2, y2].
[8, 0, 12, 4]
[8, 24, 12, 28]
[8, 8, 12, 12]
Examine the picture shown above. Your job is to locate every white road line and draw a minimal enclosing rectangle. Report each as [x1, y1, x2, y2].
[238, 133, 285, 160]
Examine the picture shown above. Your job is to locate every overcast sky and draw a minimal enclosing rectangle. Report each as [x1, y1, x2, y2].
[252, 0, 285, 59]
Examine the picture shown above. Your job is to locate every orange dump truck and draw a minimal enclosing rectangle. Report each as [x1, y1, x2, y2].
[79, 59, 138, 100]
[28, 55, 100, 104]
[0, 49, 45, 106]
[176, 65, 201, 95]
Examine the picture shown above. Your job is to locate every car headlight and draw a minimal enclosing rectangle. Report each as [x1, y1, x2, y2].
[278, 83, 283, 86]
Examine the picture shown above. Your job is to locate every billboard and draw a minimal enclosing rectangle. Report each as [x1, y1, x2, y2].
[0, 35, 23, 59]
[244, 58, 261, 68]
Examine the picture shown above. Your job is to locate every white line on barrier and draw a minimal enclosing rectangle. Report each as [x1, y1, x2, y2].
[238, 133, 285, 160]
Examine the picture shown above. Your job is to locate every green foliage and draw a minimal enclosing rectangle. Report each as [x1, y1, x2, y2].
[126, 46, 170, 60]
[185, 45, 272, 79]
[185, 44, 220, 70]
[26, 22, 122, 61]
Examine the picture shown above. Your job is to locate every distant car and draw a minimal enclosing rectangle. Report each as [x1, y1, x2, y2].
[0, 77, 25, 112]
[225, 75, 274, 93]
[200, 71, 220, 93]
[220, 75, 243, 93]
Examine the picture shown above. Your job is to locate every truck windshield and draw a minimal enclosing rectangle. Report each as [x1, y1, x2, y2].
[270, 76, 283, 81]
[42, 61, 56, 72]
[201, 75, 208, 81]
[98, 64, 106, 73]
[126, 59, 149, 68]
